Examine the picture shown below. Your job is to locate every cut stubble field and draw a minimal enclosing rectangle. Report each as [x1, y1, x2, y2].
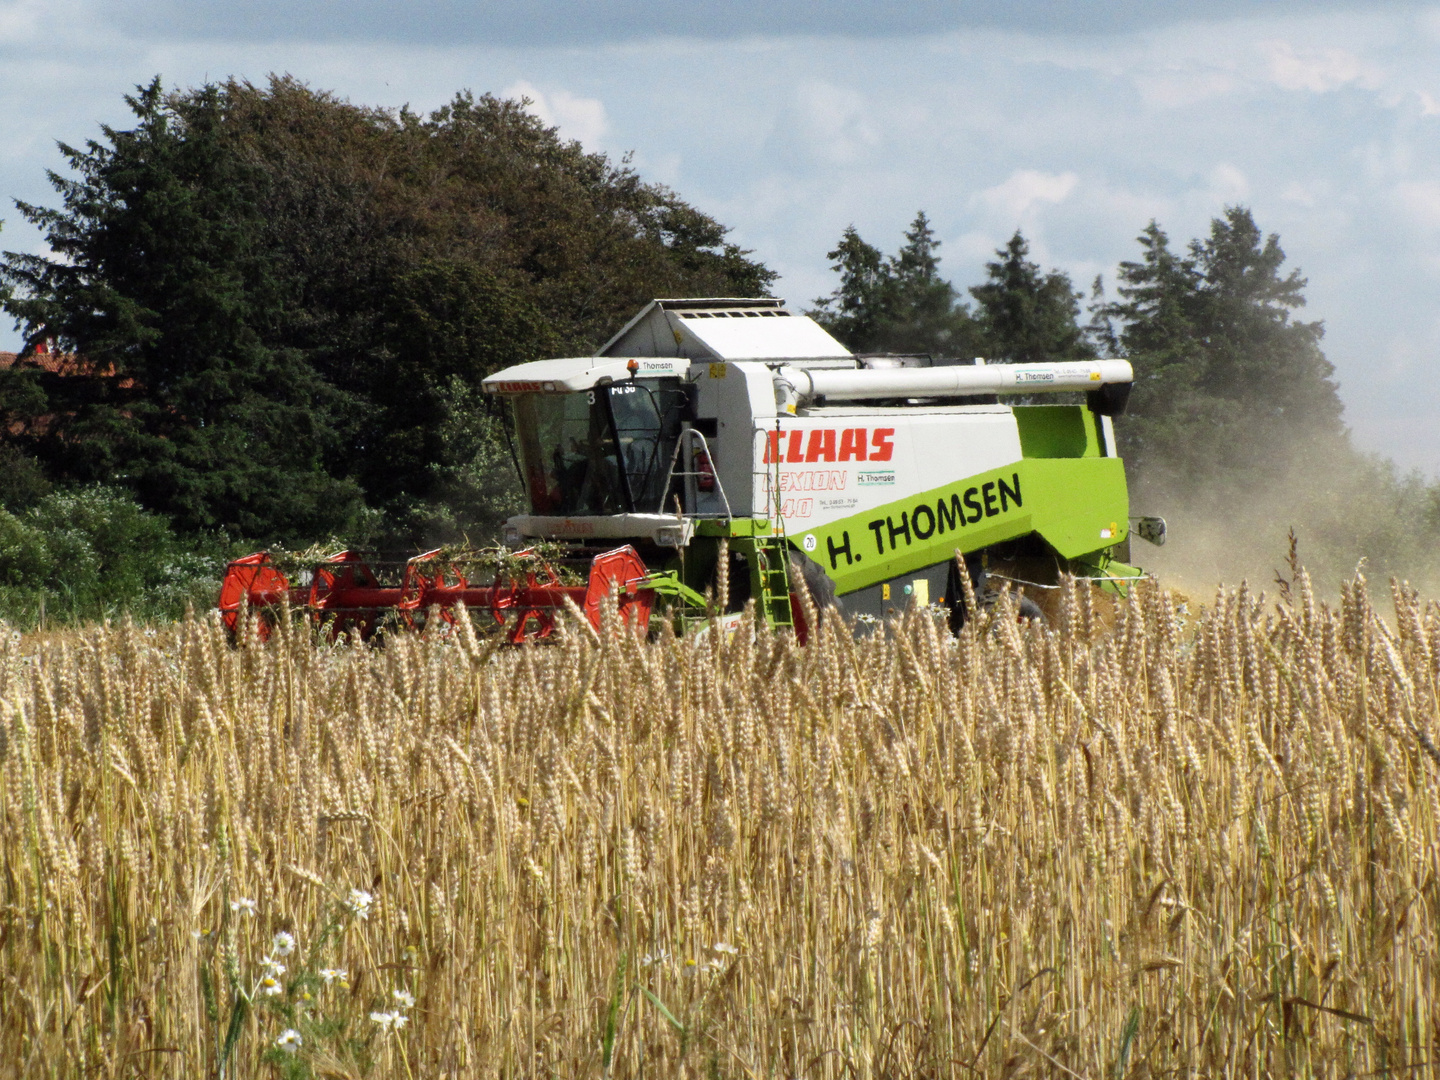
[0, 570, 1437, 1078]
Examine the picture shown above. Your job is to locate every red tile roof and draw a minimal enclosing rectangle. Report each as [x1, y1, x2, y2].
[1, 350, 136, 385]
[0, 350, 125, 378]
[1, 350, 140, 436]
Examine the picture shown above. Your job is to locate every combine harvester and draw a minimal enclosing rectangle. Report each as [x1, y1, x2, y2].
[219, 297, 1164, 641]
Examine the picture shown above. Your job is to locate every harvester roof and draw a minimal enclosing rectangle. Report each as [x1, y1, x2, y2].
[597, 298, 851, 362]
[481, 355, 689, 394]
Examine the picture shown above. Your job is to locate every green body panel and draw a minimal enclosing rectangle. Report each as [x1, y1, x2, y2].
[694, 518, 776, 537]
[1022, 458, 1129, 558]
[790, 455, 1130, 597]
[639, 571, 710, 610]
[584, 404, 1136, 626]
[1013, 404, 1104, 459]
[1078, 551, 1145, 595]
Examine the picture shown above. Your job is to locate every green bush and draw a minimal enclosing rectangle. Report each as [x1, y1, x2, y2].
[0, 486, 235, 626]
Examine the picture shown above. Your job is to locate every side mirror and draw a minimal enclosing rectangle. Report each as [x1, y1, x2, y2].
[1132, 516, 1167, 547]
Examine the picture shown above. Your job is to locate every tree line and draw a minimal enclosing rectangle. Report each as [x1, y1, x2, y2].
[811, 211, 1440, 587]
[809, 206, 1345, 491]
[0, 77, 1432, 620]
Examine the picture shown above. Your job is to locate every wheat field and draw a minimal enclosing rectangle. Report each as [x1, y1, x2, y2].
[1, 569, 1437, 1079]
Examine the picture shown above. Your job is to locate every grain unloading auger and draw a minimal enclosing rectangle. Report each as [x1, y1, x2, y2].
[219, 296, 1166, 641]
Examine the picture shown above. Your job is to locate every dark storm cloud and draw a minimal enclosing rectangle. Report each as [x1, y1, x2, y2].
[104, 0, 1416, 46]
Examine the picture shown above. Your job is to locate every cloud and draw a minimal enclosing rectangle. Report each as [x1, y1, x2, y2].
[784, 82, 879, 166]
[1206, 163, 1250, 202]
[1262, 40, 1374, 93]
[0, 0, 43, 40]
[100, 0, 1418, 47]
[0, 0, 98, 52]
[1281, 180, 1319, 207]
[4, 1, 1440, 472]
[1394, 181, 1440, 232]
[1133, 64, 1242, 110]
[502, 80, 608, 150]
[972, 170, 1079, 222]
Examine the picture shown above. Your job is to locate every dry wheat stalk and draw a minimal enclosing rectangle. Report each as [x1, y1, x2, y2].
[0, 572, 1436, 1077]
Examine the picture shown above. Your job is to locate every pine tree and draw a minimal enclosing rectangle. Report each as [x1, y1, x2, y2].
[1105, 208, 1343, 489]
[885, 212, 980, 355]
[810, 212, 980, 356]
[1188, 207, 1338, 431]
[1083, 274, 1120, 358]
[969, 231, 1094, 363]
[1103, 221, 1207, 477]
[810, 226, 891, 351]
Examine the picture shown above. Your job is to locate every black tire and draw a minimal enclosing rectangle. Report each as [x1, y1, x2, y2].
[788, 549, 839, 620]
[1015, 595, 1046, 624]
[944, 555, 987, 634]
[944, 555, 1046, 631]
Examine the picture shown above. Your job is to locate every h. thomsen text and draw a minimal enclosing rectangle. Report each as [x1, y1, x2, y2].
[823, 473, 1022, 570]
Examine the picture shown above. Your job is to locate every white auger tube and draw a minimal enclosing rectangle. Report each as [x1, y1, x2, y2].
[775, 359, 1133, 403]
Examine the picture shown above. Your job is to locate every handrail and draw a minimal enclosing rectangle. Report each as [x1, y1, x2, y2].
[657, 428, 733, 519]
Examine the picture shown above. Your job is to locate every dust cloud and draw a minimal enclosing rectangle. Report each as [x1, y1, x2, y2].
[1127, 438, 1440, 602]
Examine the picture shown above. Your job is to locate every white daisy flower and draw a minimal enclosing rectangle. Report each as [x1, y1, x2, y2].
[346, 889, 376, 919]
[392, 988, 415, 1009]
[370, 1009, 408, 1031]
[712, 942, 739, 956]
[261, 958, 286, 978]
[319, 967, 347, 985]
[230, 897, 257, 916]
[274, 1028, 302, 1054]
[271, 931, 296, 956]
[259, 975, 283, 997]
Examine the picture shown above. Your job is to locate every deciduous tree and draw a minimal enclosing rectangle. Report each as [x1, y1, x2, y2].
[2, 77, 775, 546]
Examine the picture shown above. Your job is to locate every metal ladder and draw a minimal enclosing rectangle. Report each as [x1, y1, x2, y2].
[744, 535, 794, 631]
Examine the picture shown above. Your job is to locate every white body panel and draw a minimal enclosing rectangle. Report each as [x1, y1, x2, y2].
[688, 364, 1028, 526]
[675, 312, 849, 360]
[690, 361, 777, 517]
[482, 299, 1133, 549]
[751, 406, 1023, 533]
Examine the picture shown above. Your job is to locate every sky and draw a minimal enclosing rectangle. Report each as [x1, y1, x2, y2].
[3, 2, 1440, 473]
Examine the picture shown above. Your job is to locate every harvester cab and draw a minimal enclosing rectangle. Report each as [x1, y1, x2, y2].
[218, 296, 1164, 641]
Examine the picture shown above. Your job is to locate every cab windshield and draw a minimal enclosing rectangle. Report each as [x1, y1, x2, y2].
[512, 378, 686, 516]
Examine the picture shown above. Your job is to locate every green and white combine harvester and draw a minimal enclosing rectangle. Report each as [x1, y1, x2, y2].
[218, 297, 1164, 641]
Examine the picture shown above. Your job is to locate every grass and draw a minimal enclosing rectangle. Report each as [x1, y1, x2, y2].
[0, 565, 1437, 1078]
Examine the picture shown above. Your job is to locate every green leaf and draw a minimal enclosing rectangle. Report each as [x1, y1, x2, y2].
[640, 986, 685, 1036]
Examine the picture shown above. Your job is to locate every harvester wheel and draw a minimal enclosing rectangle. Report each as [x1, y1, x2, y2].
[1012, 595, 1046, 623]
[788, 549, 839, 626]
[944, 554, 1046, 633]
